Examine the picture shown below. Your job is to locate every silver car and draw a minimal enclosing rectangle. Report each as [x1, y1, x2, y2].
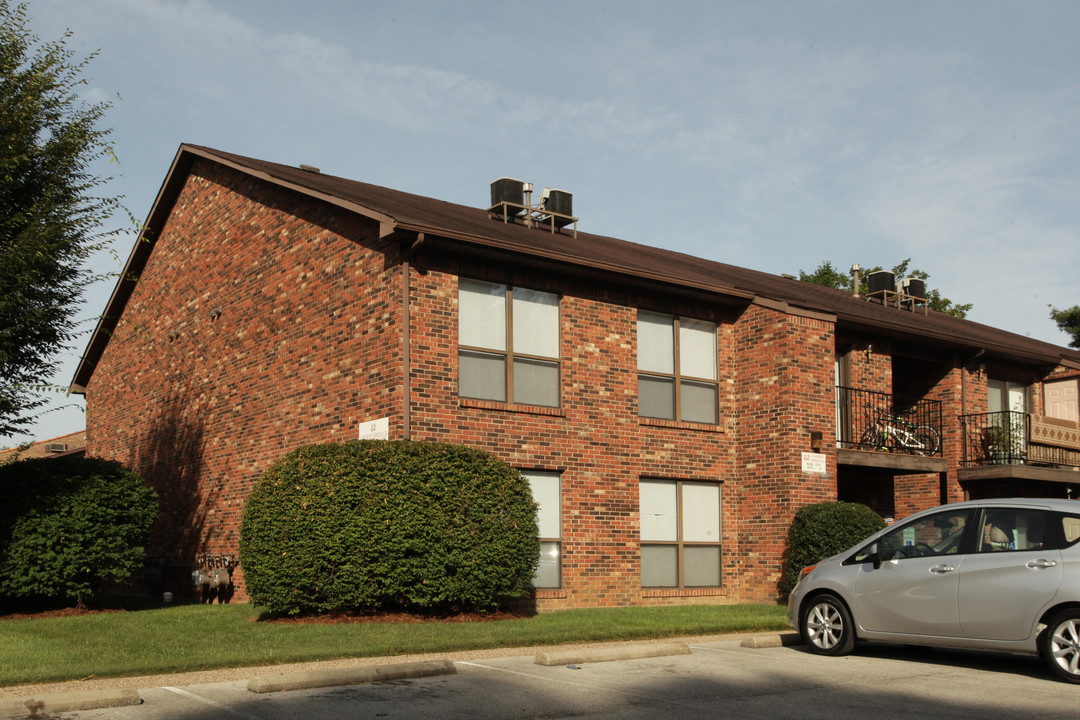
[787, 498, 1080, 682]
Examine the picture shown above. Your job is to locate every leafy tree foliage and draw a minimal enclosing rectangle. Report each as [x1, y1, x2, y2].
[0, 1, 122, 436]
[0, 455, 157, 607]
[1050, 306, 1080, 349]
[799, 259, 973, 318]
[240, 441, 540, 616]
[781, 501, 885, 594]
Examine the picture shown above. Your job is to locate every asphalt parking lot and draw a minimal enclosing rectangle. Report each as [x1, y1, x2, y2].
[8, 634, 1080, 720]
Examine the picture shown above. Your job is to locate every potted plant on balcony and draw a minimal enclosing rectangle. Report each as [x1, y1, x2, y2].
[983, 422, 1024, 465]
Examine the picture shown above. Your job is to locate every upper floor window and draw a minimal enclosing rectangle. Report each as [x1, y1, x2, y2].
[637, 310, 717, 423]
[458, 279, 560, 407]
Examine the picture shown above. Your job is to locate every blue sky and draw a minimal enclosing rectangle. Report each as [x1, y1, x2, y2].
[7, 0, 1080, 447]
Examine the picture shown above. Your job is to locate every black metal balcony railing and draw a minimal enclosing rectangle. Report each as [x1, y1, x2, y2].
[959, 411, 1027, 466]
[960, 411, 1080, 468]
[836, 386, 943, 457]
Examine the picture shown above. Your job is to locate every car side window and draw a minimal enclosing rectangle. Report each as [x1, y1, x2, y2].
[977, 508, 1051, 553]
[1062, 514, 1080, 548]
[877, 510, 969, 561]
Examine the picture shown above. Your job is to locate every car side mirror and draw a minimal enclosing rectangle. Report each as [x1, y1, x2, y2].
[869, 543, 881, 570]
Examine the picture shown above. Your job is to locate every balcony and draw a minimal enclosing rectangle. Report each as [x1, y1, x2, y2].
[835, 386, 946, 473]
[837, 386, 943, 456]
[960, 411, 1080, 470]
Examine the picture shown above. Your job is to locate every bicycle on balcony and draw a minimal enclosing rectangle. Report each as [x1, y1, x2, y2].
[859, 409, 941, 456]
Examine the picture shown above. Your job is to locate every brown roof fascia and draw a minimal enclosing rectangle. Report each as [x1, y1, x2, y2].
[390, 220, 758, 305]
[70, 146, 195, 392]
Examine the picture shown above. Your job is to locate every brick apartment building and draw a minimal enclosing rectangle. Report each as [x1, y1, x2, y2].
[71, 144, 1080, 608]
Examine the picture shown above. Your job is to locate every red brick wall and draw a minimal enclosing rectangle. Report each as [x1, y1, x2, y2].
[404, 263, 740, 608]
[728, 305, 837, 600]
[87, 160, 403, 598]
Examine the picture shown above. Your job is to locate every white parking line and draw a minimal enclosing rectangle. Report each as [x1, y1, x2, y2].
[455, 661, 651, 699]
[162, 686, 265, 720]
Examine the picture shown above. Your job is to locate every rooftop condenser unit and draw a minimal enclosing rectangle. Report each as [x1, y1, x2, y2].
[490, 177, 525, 219]
[538, 188, 573, 228]
[867, 271, 895, 296]
[902, 277, 926, 300]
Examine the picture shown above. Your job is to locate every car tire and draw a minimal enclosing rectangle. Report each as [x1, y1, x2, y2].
[1040, 610, 1080, 683]
[800, 593, 856, 656]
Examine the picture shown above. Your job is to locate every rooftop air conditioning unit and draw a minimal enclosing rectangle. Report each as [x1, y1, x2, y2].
[538, 188, 573, 227]
[902, 277, 926, 300]
[490, 177, 525, 218]
[45, 443, 68, 453]
[867, 271, 895, 296]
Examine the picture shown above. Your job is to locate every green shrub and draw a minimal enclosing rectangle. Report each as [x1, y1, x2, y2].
[781, 501, 885, 594]
[239, 441, 539, 616]
[0, 456, 158, 606]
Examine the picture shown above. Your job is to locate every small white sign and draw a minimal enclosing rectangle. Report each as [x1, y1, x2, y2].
[801, 451, 827, 474]
[358, 417, 390, 441]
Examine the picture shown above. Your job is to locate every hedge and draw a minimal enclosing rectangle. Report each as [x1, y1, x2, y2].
[239, 441, 539, 615]
[0, 455, 158, 606]
[781, 501, 885, 594]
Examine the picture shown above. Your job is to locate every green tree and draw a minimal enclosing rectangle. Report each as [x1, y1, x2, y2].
[799, 259, 973, 318]
[1050, 305, 1080, 349]
[0, 1, 122, 436]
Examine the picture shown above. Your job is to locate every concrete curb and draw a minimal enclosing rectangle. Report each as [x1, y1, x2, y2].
[534, 642, 691, 666]
[247, 659, 457, 694]
[0, 688, 141, 718]
[739, 632, 803, 649]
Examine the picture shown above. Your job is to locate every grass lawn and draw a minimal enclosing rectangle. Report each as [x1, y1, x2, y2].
[0, 601, 788, 687]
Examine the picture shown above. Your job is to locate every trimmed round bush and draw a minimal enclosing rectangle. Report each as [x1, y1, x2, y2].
[239, 441, 539, 616]
[781, 501, 885, 594]
[0, 455, 158, 606]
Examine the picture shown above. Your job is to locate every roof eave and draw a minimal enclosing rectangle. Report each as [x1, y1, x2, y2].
[390, 220, 758, 304]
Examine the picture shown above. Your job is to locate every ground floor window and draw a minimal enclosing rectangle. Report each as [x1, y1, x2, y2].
[524, 470, 561, 588]
[640, 479, 721, 587]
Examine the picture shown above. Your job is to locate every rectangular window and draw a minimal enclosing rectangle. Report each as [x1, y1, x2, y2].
[637, 311, 717, 423]
[459, 279, 560, 407]
[524, 470, 561, 588]
[640, 479, 721, 588]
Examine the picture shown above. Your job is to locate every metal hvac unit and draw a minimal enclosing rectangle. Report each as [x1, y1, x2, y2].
[902, 277, 926, 300]
[539, 187, 573, 227]
[44, 443, 68, 453]
[867, 271, 895, 296]
[490, 177, 525, 218]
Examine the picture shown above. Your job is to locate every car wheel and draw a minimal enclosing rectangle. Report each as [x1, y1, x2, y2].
[1041, 610, 1080, 683]
[800, 594, 856, 656]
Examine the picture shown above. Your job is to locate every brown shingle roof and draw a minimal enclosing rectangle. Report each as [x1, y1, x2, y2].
[70, 144, 1080, 391]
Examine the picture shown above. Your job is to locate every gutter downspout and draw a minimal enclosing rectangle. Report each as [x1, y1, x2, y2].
[401, 233, 425, 440]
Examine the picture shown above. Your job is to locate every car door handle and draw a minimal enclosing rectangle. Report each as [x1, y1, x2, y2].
[930, 563, 955, 573]
[1027, 559, 1058, 569]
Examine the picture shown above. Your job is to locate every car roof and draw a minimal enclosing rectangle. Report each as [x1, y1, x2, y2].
[909, 498, 1080, 517]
